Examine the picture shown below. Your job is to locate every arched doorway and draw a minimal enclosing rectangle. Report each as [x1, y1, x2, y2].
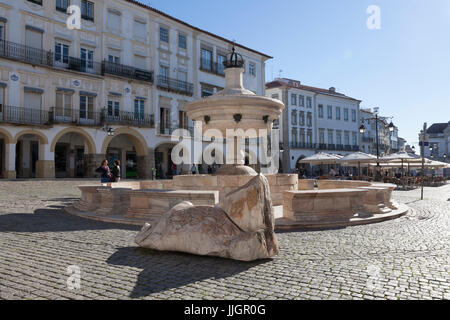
[295, 155, 310, 177]
[51, 129, 96, 178]
[0, 130, 11, 178]
[101, 129, 150, 179]
[154, 142, 178, 179]
[14, 130, 48, 178]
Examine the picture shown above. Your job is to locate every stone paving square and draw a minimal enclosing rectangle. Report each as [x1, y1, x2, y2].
[0, 180, 449, 300]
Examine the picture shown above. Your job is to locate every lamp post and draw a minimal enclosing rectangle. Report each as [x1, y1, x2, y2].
[359, 109, 395, 181]
[419, 123, 428, 200]
[102, 125, 115, 136]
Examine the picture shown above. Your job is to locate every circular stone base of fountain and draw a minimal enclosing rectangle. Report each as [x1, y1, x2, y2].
[213, 165, 258, 176]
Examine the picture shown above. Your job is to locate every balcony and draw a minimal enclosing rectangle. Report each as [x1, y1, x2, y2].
[362, 136, 374, 143]
[102, 61, 153, 83]
[157, 123, 194, 136]
[157, 76, 194, 96]
[52, 107, 103, 126]
[0, 40, 155, 81]
[290, 142, 314, 149]
[0, 40, 53, 67]
[103, 110, 155, 128]
[0, 105, 51, 126]
[64, 56, 103, 76]
[199, 59, 225, 76]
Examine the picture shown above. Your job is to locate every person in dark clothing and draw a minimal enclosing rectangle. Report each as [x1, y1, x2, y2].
[111, 160, 121, 182]
[95, 159, 111, 184]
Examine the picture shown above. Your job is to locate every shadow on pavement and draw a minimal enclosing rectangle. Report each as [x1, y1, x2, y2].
[107, 246, 270, 298]
[0, 207, 140, 233]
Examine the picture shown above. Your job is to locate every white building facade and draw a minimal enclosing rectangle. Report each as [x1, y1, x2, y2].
[265, 78, 361, 173]
[0, 0, 270, 179]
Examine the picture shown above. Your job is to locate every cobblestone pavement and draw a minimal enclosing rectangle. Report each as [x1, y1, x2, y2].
[0, 180, 449, 300]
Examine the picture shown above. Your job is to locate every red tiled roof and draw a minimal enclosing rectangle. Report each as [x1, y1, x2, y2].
[265, 80, 361, 102]
[125, 0, 272, 59]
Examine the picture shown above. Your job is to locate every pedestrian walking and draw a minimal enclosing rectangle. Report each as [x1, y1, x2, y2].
[95, 159, 112, 184]
[111, 160, 121, 182]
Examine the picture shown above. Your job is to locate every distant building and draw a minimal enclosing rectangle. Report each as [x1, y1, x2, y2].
[398, 137, 407, 152]
[265, 78, 361, 173]
[423, 122, 450, 161]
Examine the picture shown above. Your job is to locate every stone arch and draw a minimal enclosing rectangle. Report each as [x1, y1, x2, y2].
[154, 141, 178, 151]
[101, 127, 149, 156]
[50, 127, 96, 154]
[14, 129, 48, 145]
[295, 155, 306, 168]
[14, 129, 49, 179]
[0, 128, 13, 144]
[154, 141, 179, 178]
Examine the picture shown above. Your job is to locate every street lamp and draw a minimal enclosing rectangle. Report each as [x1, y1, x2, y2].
[388, 121, 395, 132]
[102, 125, 115, 136]
[359, 109, 395, 181]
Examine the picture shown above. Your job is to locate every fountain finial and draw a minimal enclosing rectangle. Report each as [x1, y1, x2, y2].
[223, 43, 244, 69]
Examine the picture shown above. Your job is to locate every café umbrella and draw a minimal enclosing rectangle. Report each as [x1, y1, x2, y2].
[337, 152, 378, 177]
[380, 151, 422, 176]
[299, 152, 343, 175]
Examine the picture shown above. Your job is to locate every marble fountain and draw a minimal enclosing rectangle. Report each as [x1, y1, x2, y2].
[66, 48, 408, 261]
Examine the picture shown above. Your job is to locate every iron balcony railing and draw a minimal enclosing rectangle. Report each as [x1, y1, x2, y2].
[157, 76, 194, 96]
[65, 56, 103, 75]
[0, 105, 51, 126]
[362, 136, 374, 143]
[289, 142, 360, 152]
[51, 107, 155, 128]
[51, 107, 103, 126]
[0, 40, 155, 80]
[103, 110, 155, 128]
[290, 142, 315, 149]
[0, 40, 53, 67]
[157, 123, 194, 136]
[102, 60, 153, 82]
[81, 14, 94, 22]
[199, 59, 225, 76]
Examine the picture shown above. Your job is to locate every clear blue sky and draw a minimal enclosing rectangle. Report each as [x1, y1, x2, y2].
[141, 0, 450, 148]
